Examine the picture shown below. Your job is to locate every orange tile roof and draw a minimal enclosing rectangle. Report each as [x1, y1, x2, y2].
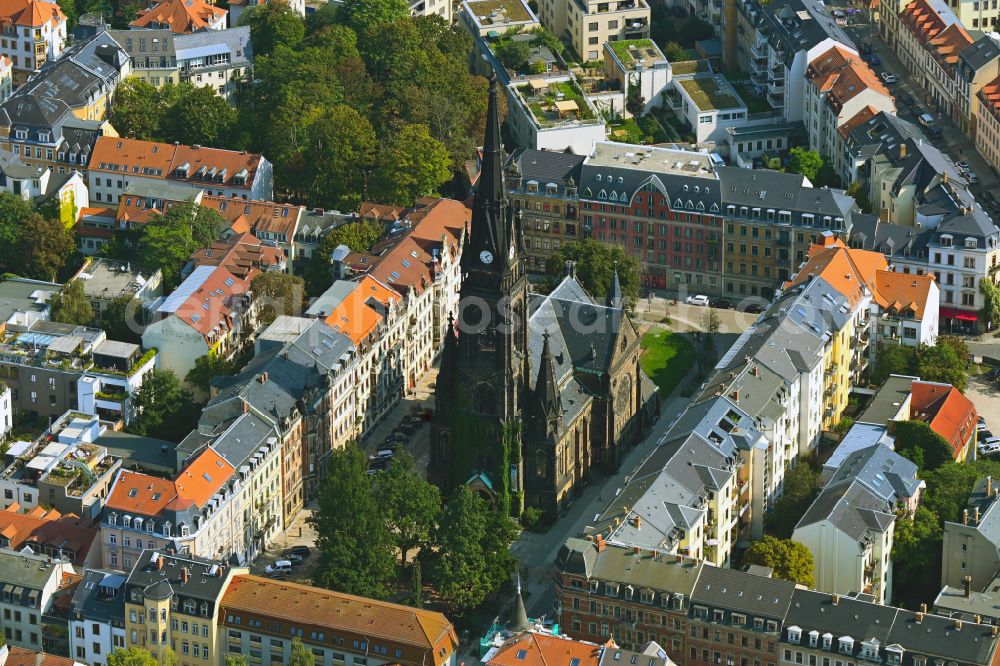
[783, 236, 888, 306]
[0, 505, 97, 565]
[872, 271, 935, 319]
[5, 646, 80, 666]
[167, 265, 250, 342]
[0, 0, 66, 29]
[189, 232, 285, 281]
[486, 632, 602, 666]
[359, 202, 408, 223]
[106, 470, 178, 515]
[200, 195, 300, 240]
[91, 137, 263, 192]
[928, 22, 971, 66]
[323, 275, 400, 345]
[174, 447, 234, 506]
[807, 46, 890, 115]
[980, 75, 1000, 115]
[838, 105, 881, 138]
[130, 0, 225, 32]
[910, 380, 977, 458]
[220, 575, 458, 652]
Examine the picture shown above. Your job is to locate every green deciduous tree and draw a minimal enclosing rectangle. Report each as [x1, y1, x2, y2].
[241, 1, 305, 56]
[787, 147, 824, 183]
[100, 295, 143, 344]
[137, 203, 207, 289]
[159, 86, 238, 147]
[110, 78, 164, 141]
[981, 278, 1000, 331]
[376, 452, 441, 566]
[626, 75, 645, 117]
[289, 638, 314, 666]
[340, 0, 408, 32]
[0, 192, 35, 271]
[742, 535, 815, 587]
[185, 353, 238, 392]
[251, 272, 306, 323]
[225, 655, 250, 666]
[495, 39, 532, 71]
[303, 104, 376, 210]
[108, 647, 159, 666]
[891, 506, 942, 608]
[311, 445, 397, 599]
[545, 239, 641, 307]
[661, 41, 688, 62]
[372, 124, 452, 207]
[917, 335, 969, 392]
[894, 420, 954, 472]
[127, 369, 201, 441]
[50, 280, 95, 326]
[18, 214, 76, 282]
[870, 343, 916, 385]
[766, 462, 822, 538]
[426, 486, 518, 612]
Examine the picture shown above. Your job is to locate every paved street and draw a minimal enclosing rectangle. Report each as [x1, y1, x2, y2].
[838, 11, 999, 195]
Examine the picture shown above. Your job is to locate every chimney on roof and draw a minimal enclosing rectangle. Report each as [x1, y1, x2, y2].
[916, 612, 924, 624]
[157, 554, 164, 572]
[964, 508, 970, 524]
[976, 614, 983, 624]
[993, 626, 999, 638]
[988, 477, 992, 497]
[976, 506, 981, 523]
[899, 143, 907, 160]
[180, 567, 190, 584]
[832, 594, 840, 606]
[943, 170, 948, 185]
[192, 144, 201, 150]
[920, 603, 928, 614]
[965, 575, 973, 598]
[956, 620, 963, 631]
[596, 534, 606, 552]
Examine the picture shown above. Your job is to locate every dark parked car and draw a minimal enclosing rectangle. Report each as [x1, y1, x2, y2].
[900, 93, 914, 105]
[283, 546, 311, 559]
[711, 298, 733, 309]
[859, 42, 873, 54]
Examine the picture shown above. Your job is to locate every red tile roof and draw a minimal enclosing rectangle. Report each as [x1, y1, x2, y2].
[91, 137, 263, 192]
[979, 75, 1000, 116]
[106, 470, 177, 516]
[4, 646, 80, 666]
[807, 46, 891, 115]
[0, 0, 66, 29]
[199, 196, 300, 241]
[783, 236, 888, 306]
[164, 265, 250, 343]
[323, 275, 400, 345]
[910, 380, 977, 459]
[189, 232, 286, 281]
[872, 271, 936, 319]
[220, 575, 458, 652]
[0, 505, 97, 565]
[485, 632, 602, 666]
[174, 447, 234, 506]
[838, 105, 881, 138]
[130, 0, 225, 32]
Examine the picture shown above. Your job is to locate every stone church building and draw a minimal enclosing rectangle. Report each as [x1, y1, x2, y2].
[430, 78, 659, 518]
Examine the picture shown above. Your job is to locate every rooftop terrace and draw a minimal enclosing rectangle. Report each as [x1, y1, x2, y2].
[515, 79, 597, 126]
[678, 76, 745, 111]
[608, 39, 666, 68]
[585, 141, 719, 177]
[466, 0, 533, 25]
[670, 59, 710, 76]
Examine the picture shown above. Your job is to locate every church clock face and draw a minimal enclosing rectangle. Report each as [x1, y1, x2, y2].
[480, 250, 494, 265]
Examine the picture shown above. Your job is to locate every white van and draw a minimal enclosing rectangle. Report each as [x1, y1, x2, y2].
[265, 560, 292, 574]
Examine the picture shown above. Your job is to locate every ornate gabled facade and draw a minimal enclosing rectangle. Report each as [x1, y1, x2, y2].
[430, 77, 658, 518]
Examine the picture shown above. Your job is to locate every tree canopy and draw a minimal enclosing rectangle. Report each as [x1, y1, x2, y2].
[50, 280, 94, 326]
[252, 272, 306, 323]
[870, 344, 916, 385]
[916, 336, 969, 391]
[108, 647, 159, 666]
[545, 240, 641, 307]
[304, 219, 384, 295]
[311, 445, 397, 599]
[110, 80, 237, 146]
[376, 452, 441, 566]
[742, 536, 815, 587]
[127, 369, 201, 441]
[894, 420, 954, 472]
[426, 485, 518, 612]
[787, 148, 824, 182]
[766, 462, 822, 538]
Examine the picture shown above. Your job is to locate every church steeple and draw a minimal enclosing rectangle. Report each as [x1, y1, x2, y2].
[607, 265, 623, 310]
[534, 331, 561, 420]
[462, 75, 513, 275]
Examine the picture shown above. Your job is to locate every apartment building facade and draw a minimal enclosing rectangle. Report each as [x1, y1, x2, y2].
[978, 75, 1000, 174]
[954, 35, 1000, 138]
[87, 137, 273, 205]
[218, 575, 460, 666]
[0, 549, 76, 653]
[942, 476, 1000, 591]
[507, 149, 585, 273]
[535, 0, 649, 61]
[0, 0, 67, 82]
[122, 550, 245, 664]
[69, 568, 128, 666]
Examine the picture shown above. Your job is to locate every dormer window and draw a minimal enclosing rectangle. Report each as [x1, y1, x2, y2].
[823, 634, 833, 650]
[527, 180, 539, 192]
[38, 132, 49, 142]
[808, 631, 819, 647]
[122, 516, 131, 529]
[108, 513, 117, 526]
[940, 234, 953, 247]
[787, 626, 801, 644]
[14, 130, 26, 140]
[965, 237, 978, 249]
[839, 637, 854, 654]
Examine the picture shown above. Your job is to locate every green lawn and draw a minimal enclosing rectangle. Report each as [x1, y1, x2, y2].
[640, 328, 696, 397]
[608, 114, 669, 144]
[731, 82, 772, 114]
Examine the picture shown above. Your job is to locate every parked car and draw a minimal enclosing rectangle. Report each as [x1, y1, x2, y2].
[859, 42, 874, 54]
[866, 54, 880, 66]
[685, 294, 710, 306]
[265, 560, 292, 575]
[880, 71, 897, 84]
[283, 554, 304, 567]
[981, 443, 1000, 455]
[711, 297, 733, 309]
[917, 113, 935, 127]
[955, 161, 971, 172]
[967, 171, 979, 184]
[283, 546, 311, 559]
[978, 430, 994, 440]
[899, 93, 914, 105]
[980, 415, 988, 425]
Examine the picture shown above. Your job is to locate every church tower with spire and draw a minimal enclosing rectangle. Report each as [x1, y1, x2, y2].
[430, 76, 530, 513]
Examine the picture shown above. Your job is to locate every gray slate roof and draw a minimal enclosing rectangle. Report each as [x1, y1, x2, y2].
[691, 565, 796, 620]
[71, 569, 127, 625]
